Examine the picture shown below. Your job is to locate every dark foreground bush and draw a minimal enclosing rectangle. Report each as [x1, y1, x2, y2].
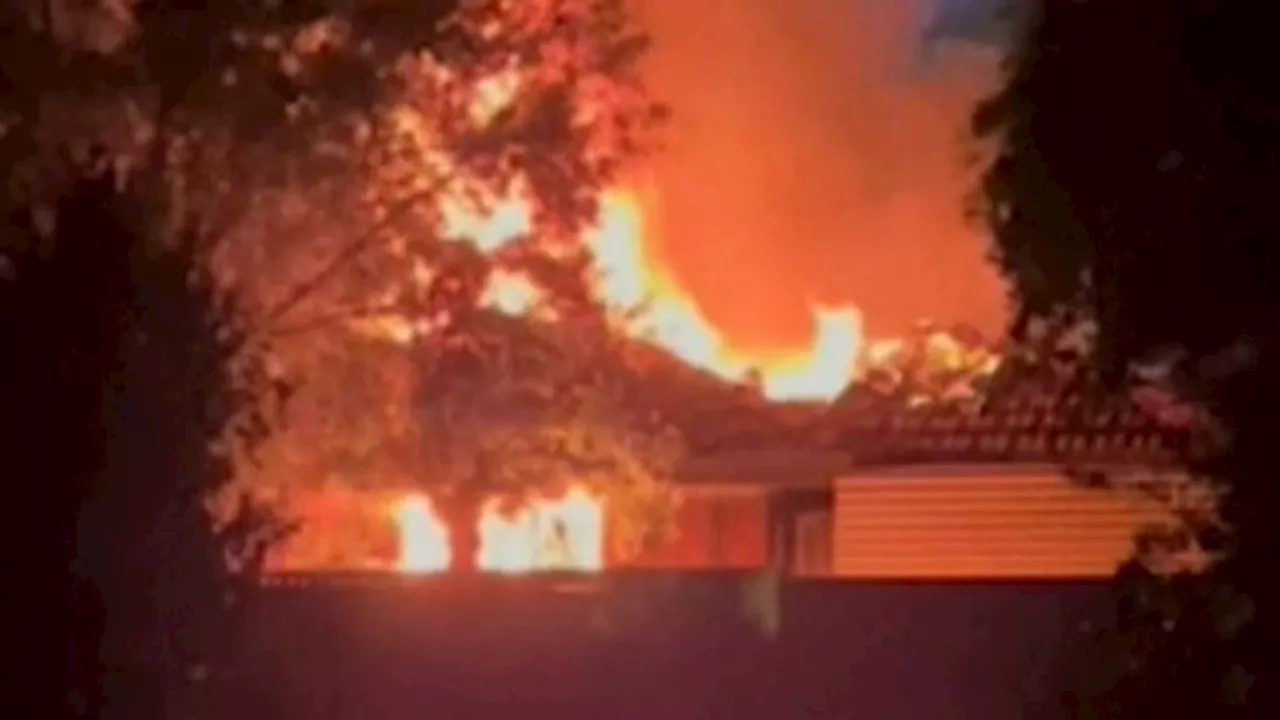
[1, 166, 288, 719]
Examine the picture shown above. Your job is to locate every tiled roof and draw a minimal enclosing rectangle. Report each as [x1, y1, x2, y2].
[825, 396, 1187, 468]
[675, 384, 1193, 472]
[826, 373, 1197, 467]
[614, 332, 1194, 473]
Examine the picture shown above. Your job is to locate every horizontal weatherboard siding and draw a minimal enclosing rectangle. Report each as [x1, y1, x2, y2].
[833, 473, 1173, 579]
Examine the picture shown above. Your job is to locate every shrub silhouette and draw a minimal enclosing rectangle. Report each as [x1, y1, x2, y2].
[1, 166, 289, 719]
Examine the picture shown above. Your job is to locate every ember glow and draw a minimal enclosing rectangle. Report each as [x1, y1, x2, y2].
[392, 488, 604, 574]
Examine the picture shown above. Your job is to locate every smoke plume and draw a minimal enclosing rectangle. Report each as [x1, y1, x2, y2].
[634, 0, 1005, 348]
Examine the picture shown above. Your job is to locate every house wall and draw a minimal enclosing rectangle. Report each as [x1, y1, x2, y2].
[624, 487, 770, 569]
[831, 467, 1178, 579]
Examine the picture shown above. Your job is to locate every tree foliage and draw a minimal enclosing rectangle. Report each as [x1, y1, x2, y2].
[407, 241, 684, 570]
[207, 0, 665, 519]
[3, 0, 667, 706]
[212, 0, 661, 335]
[2, 0, 668, 544]
[972, 0, 1280, 381]
[972, 1, 1280, 715]
[0, 0, 459, 204]
[1, 165, 287, 719]
[0, 0, 467, 527]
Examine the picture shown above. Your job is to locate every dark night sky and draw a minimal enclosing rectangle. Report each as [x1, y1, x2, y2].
[633, 0, 1007, 347]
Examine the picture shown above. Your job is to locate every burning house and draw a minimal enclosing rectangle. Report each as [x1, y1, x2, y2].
[265, 323, 1200, 581]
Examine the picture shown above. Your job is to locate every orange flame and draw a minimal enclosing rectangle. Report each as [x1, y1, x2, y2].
[392, 488, 604, 574]
[374, 63, 865, 401]
[466, 191, 863, 401]
[595, 192, 862, 400]
[478, 487, 604, 573]
[392, 494, 451, 573]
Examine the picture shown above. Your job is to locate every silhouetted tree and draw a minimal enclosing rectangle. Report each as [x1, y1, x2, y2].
[0, 0, 462, 226]
[2, 164, 287, 719]
[2, 0, 447, 572]
[233, 0, 665, 529]
[403, 241, 683, 572]
[973, 1, 1279, 716]
[0, 0, 666, 532]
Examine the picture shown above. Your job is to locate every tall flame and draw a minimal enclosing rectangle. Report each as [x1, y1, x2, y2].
[461, 190, 864, 402]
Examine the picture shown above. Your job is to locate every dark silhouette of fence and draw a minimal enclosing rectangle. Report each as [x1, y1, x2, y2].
[227, 572, 1110, 720]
